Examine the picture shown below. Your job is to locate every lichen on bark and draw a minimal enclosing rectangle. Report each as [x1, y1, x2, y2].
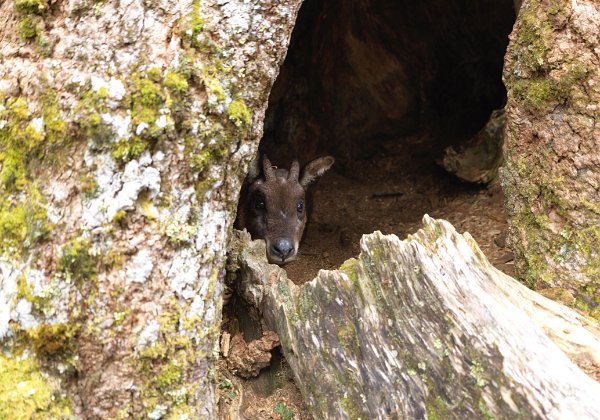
[1, 0, 303, 416]
[502, 0, 600, 319]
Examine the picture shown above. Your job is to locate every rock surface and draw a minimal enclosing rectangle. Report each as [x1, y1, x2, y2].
[229, 216, 600, 418]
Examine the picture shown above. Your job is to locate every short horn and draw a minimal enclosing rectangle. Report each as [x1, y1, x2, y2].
[288, 160, 300, 182]
[262, 155, 275, 181]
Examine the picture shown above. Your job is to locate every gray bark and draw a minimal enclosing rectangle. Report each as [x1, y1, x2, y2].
[0, 0, 301, 417]
[228, 216, 600, 419]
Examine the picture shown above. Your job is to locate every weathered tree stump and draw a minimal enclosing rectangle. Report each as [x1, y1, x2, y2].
[228, 216, 600, 419]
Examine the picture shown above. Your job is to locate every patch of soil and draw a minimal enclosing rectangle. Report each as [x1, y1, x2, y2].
[217, 349, 312, 419]
[284, 132, 514, 284]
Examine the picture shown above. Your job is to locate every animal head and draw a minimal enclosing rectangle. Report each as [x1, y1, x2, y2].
[238, 154, 335, 264]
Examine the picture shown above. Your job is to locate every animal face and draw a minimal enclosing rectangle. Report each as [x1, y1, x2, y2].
[237, 155, 334, 264]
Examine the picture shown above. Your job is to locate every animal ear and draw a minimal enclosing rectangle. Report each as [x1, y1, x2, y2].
[262, 155, 276, 182]
[246, 153, 262, 182]
[300, 156, 335, 187]
[288, 160, 300, 182]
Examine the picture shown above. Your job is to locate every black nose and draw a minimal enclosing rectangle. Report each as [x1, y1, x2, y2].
[271, 238, 295, 260]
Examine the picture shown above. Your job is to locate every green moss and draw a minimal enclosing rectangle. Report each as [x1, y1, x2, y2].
[469, 360, 488, 388]
[513, 79, 551, 108]
[76, 89, 114, 151]
[57, 238, 97, 285]
[164, 72, 189, 94]
[515, 63, 591, 110]
[25, 323, 79, 357]
[35, 34, 52, 57]
[0, 98, 44, 191]
[204, 75, 226, 103]
[15, 271, 55, 317]
[112, 209, 128, 225]
[0, 186, 51, 256]
[147, 67, 162, 82]
[341, 395, 361, 419]
[194, 175, 217, 198]
[18, 15, 40, 40]
[114, 310, 130, 326]
[134, 304, 205, 416]
[156, 362, 183, 391]
[112, 136, 148, 162]
[227, 100, 251, 129]
[426, 396, 450, 420]
[512, 10, 551, 75]
[507, 0, 590, 112]
[296, 287, 316, 323]
[337, 319, 359, 354]
[14, 0, 47, 14]
[39, 91, 67, 146]
[135, 78, 163, 109]
[96, 87, 109, 100]
[186, 120, 238, 176]
[339, 258, 359, 286]
[187, 149, 209, 173]
[108, 68, 193, 164]
[188, 0, 204, 48]
[0, 353, 71, 418]
[478, 399, 493, 420]
[164, 214, 196, 245]
[553, 63, 590, 103]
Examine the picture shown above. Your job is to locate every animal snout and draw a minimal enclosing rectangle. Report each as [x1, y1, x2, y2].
[270, 238, 295, 262]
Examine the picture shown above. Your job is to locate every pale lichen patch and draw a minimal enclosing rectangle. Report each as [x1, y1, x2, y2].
[135, 319, 161, 352]
[82, 151, 161, 228]
[126, 249, 154, 284]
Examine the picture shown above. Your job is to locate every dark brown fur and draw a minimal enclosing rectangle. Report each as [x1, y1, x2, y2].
[237, 155, 334, 264]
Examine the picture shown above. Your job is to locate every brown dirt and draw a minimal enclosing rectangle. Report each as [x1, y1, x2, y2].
[220, 132, 514, 419]
[217, 352, 312, 420]
[285, 133, 514, 284]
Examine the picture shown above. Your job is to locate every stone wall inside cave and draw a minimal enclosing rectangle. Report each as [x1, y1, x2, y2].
[260, 0, 516, 169]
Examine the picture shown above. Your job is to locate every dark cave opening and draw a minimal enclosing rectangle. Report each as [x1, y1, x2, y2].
[257, 0, 518, 283]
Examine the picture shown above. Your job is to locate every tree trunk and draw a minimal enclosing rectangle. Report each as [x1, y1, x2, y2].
[0, 0, 301, 417]
[228, 216, 600, 419]
[502, 0, 600, 319]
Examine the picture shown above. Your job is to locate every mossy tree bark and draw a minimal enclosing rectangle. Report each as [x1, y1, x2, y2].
[502, 0, 600, 318]
[228, 217, 600, 418]
[0, 0, 301, 417]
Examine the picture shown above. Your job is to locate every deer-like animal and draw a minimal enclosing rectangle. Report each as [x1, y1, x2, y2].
[237, 154, 335, 265]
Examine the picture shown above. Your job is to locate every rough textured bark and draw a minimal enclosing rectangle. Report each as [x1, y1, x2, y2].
[502, 0, 600, 319]
[0, 0, 301, 417]
[228, 216, 600, 419]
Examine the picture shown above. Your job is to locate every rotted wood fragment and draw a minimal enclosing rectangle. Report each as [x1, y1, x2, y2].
[438, 108, 505, 184]
[224, 331, 281, 378]
[228, 216, 600, 418]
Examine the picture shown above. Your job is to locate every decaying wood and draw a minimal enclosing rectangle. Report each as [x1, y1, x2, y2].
[228, 215, 600, 419]
[224, 330, 280, 378]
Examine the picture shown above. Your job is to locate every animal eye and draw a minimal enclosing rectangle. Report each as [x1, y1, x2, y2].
[255, 199, 265, 210]
[296, 200, 304, 213]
